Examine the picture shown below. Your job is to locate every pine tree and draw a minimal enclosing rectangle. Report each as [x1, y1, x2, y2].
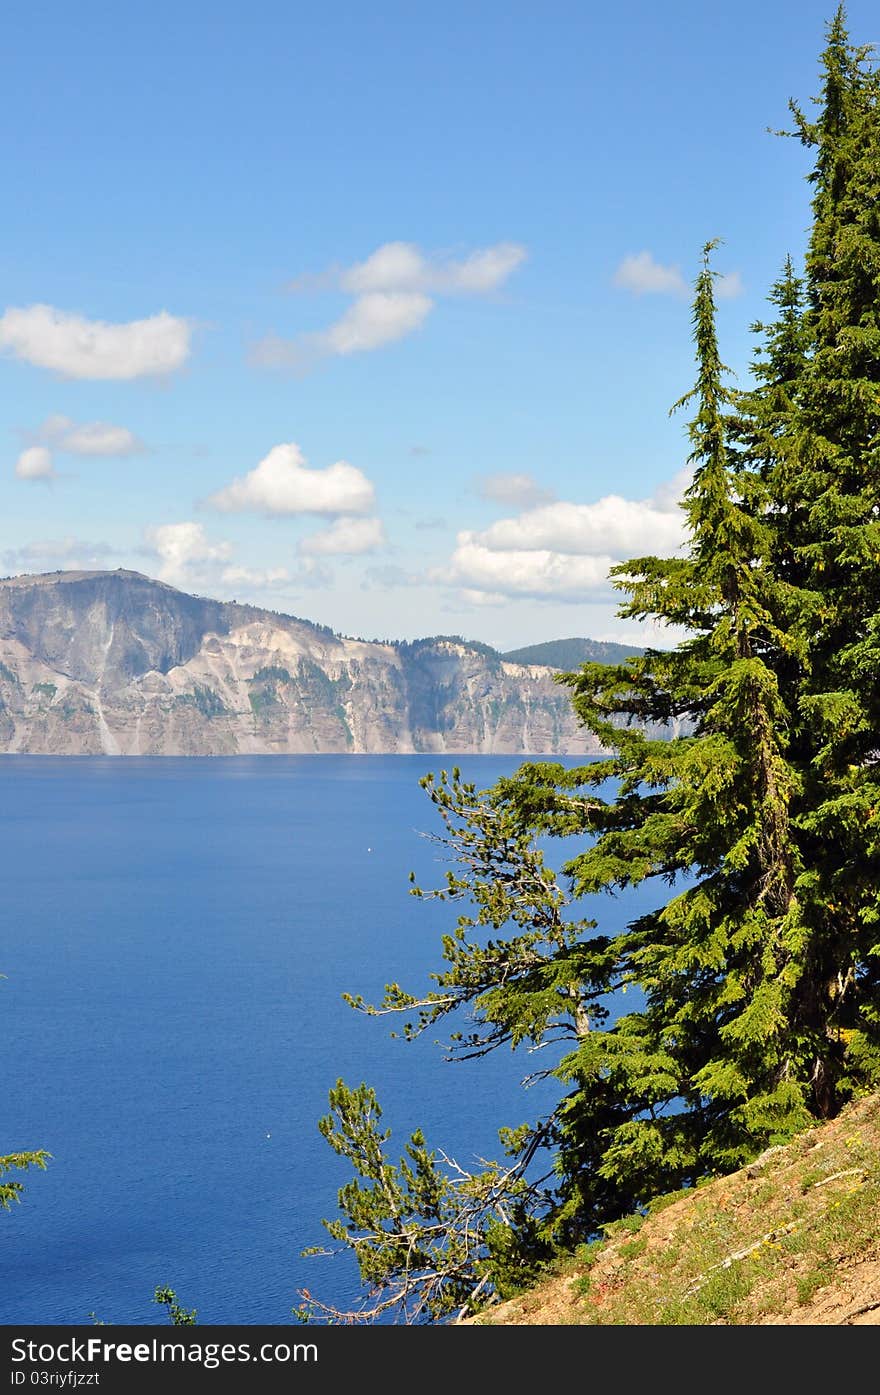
[0, 1149, 49, 1211]
[759, 7, 880, 1113]
[303, 8, 880, 1322]
[529, 239, 810, 1193]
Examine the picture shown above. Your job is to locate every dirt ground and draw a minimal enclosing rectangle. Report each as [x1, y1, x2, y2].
[462, 1093, 880, 1326]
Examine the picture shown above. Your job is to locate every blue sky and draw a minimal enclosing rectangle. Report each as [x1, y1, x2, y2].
[2, 1, 872, 649]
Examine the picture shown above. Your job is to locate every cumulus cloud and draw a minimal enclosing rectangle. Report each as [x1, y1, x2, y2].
[33, 413, 144, 456]
[137, 541, 334, 600]
[15, 446, 56, 480]
[219, 560, 332, 595]
[319, 292, 433, 355]
[476, 471, 554, 509]
[652, 465, 694, 510]
[255, 240, 526, 368]
[613, 252, 688, 297]
[438, 475, 689, 603]
[207, 443, 375, 517]
[252, 294, 432, 368]
[613, 251, 744, 301]
[14, 415, 144, 482]
[0, 305, 191, 379]
[338, 240, 526, 296]
[145, 522, 232, 586]
[473, 496, 686, 558]
[298, 516, 386, 557]
[440, 541, 616, 601]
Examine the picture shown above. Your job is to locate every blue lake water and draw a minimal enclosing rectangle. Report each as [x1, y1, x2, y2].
[1, 756, 657, 1326]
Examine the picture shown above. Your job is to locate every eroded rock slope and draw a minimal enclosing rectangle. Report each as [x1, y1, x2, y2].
[0, 570, 603, 756]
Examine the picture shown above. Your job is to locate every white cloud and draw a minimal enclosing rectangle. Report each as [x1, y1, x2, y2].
[652, 465, 694, 510]
[257, 240, 526, 367]
[339, 242, 427, 294]
[299, 516, 386, 557]
[319, 291, 433, 355]
[474, 495, 686, 558]
[476, 471, 554, 509]
[440, 539, 616, 601]
[15, 416, 144, 481]
[35, 413, 144, 456]
[340, 240, 526, 295]
[207, 443, 375, 517]
[435, 243, 527, 294]
[613, 252, 744, 301]
[253, 294, 433, 367]
[140, 534, 335, 600]
[0, 305, 191, 379]
[613, 252, 688, 297]
[145, 522, 232, 585]
[438, 474, 689, 603]
[15, 445, 56, 480]
[715, 270, 744, 299]
[218, 561, 333, 595]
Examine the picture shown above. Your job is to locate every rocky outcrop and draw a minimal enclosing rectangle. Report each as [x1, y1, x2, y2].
[0, 570, 605, 756]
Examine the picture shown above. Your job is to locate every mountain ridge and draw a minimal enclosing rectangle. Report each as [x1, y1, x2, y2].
[502, 636, 644, 669]
[0, 570, 614, 757]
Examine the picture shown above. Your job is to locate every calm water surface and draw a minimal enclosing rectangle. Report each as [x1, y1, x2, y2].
[1, 756, 653, 1325]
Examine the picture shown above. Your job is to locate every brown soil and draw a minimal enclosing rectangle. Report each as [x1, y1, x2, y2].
[461, 1092, 880, 1326]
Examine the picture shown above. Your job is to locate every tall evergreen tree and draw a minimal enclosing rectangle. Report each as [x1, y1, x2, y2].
[303, 9, 880, 1323]
[765, 7, 880, 1113]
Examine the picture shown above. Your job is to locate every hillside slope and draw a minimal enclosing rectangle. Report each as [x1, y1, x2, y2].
[0, 570, 604, 757]
[464, 1092, 880, 1326]
[502, 637, 644, 669]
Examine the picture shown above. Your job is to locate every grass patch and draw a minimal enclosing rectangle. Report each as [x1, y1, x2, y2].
[646, 1187, 691, 1216]
[475, 1096, 880, 1328]
[619, 1236, 648, 1261]
[602, 1212, 644, 1239]
[796, 1264, 833, 1305]
[574, 1239, 605, 1270]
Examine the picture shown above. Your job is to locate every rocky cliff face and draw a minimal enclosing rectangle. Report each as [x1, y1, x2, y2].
[0, 570, 604, 756]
